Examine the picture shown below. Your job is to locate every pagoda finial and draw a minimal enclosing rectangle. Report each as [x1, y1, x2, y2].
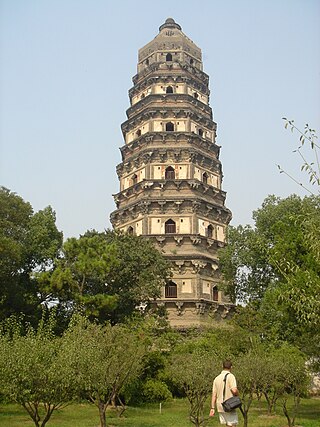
[159, 17, 182, 32]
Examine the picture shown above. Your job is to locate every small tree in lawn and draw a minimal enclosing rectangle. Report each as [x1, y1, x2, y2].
[0, 315, 77, 427]
[259, 352, 282, 415]
[62, 316, 146, 427]
[238, 344, 285, 416]
[167, 348, 218, 427]
[273, 344, 308, 427]
[258, 345, 305, 417]
[233, 350, 270, 427]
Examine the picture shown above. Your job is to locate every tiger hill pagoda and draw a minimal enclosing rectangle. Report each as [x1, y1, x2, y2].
[110, 18, 233, 327]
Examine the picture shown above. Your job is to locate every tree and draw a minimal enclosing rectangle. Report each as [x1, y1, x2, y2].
[272, 345, 308, 427]
[167, 341, 219, 427]
[0, 315, 77, 427]
[62, 316, 146, 427]
[40, 230, 171, 324]
[0, 187, 63, 323]
[38, 233, 119, 321]
[124, 349, 173, 404]
[219, 194, 320, 356]
[218, 224, 274, 303]
[141, 378, 172, 403]
[231, 342, 308, 427]
[122, 318, 182, 405]
[233, 352, 266, 427]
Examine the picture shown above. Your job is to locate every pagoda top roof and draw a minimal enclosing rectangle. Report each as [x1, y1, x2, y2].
[138, 17, 202, 62]
[159, 17, 182, 32]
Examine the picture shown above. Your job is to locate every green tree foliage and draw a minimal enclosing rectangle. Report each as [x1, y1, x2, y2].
[218, 224, 274, 303]
[62, 316, 146, 427]
[0, 314, 148, 427]
[40, 230, 170, 324]
[122, 319, 182, 405]
[274, 345, 309, 427]
[0, 315, 77, 427]
[219, 194, 320, 356]
[125, 350, 174, 404]
[142, 378, 172, 403]
[0, 187, 63, 323]
[233, 343, 308, 427]
[167, 340, 220, 427]
[233, 352, 265, 427]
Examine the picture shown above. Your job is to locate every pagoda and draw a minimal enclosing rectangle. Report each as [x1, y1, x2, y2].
[110, 18, 233, 327]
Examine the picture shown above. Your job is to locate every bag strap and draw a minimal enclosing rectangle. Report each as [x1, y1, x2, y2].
[223, 373, 230, 401]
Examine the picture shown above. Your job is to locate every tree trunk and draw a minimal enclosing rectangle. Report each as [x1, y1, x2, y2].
[263, 391, 278, 415]
[240, 407, 248, 427]
[116, 395, 126, 417]
[110, 394, 116, 408]
[40, 403, 55, 427]
[22, 402, 40, 427]
[282, 400, 293, 427]
[189, 395, 207, 427]
[243, 412, 248, 427]
[263, 392, 272, 415]
[98, 401, 107, 427]
[291, 394, 300, 426]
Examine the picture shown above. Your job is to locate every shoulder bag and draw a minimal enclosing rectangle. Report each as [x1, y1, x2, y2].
[221, 373, 242, 412]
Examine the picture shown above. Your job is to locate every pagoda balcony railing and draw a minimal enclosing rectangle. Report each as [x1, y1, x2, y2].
[126, 93, 212, 119]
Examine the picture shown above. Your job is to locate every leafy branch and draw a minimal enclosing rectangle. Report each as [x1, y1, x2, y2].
[277, 118, 319, 194]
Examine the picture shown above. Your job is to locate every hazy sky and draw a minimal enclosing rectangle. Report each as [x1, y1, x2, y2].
[1, 0, 319, 238]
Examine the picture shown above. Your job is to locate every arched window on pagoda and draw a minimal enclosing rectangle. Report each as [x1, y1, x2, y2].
[207, 224, 214, 239]
[136, 129, 142, 137]
[131, 174, 138, 186]
[165, 166, 175, 180]
[166, 122, 174, 132]
[165, 281, 177, 298]
[166, 86, 173, 94]
[165, 219, 176, 234]
[198, 128, 204, 137]
[212, 286, 219, 302]
[166, 53, 173, 61]
[127, 226, 134, 235]
[202, 172, 208, 185]
[193, 92, 199, 99]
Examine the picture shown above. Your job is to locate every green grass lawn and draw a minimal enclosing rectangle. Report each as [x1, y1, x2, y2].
[0, 398, 319, 427]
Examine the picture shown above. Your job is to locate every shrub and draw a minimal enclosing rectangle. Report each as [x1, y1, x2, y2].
[142, 379, 172, 403]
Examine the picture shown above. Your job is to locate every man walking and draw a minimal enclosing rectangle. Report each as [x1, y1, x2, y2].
[210, 360, 239, 426]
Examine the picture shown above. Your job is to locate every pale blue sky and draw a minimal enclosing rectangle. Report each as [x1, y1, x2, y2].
[1, 0, 319, 238]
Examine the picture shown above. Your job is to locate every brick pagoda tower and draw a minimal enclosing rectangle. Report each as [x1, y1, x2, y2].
[110, 18, 233, 327]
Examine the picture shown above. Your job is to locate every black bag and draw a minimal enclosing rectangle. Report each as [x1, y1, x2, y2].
[222, 395, 242, 412]
[222, 373, 242, 412]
